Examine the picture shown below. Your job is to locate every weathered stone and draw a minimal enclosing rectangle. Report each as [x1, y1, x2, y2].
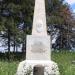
[16, 0, 59, 75]
[26, 35, 51, 60]
[16, 60, 60, 75]
[32, 0, 47, 36]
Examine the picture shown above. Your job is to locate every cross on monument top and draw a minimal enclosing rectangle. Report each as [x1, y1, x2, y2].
[32, 0, 47, 36]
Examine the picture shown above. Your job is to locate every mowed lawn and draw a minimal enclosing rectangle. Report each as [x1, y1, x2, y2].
[0, 51, 75, 75]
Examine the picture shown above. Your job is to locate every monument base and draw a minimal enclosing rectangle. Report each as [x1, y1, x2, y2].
[16, 60, 60, 75]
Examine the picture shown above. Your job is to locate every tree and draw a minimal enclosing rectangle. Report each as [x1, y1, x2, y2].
[0, 0, 34, 53]
[46, 0, 73, 49]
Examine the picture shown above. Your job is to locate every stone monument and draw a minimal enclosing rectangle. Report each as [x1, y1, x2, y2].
[16, 0, 59, 75]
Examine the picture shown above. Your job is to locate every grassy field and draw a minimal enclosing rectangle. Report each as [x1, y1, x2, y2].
[0, 61, 19, 75]
[0, 51, 75, 75]
[52, 51, 75, 75]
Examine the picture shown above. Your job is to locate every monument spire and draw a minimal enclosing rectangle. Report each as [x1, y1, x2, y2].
[16, 0, 59, 74]
[32, 0, 47, 36]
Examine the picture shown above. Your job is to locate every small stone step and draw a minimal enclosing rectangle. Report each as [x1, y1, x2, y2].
[33, 65, 44, 75]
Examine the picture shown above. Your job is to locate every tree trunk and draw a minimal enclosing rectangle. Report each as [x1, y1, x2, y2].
[60, 24, 63, 49]
[8, 29, 11, 60]
[16, 46, 18, 52]
[67, 23, 70, 49]
[13, 36, 16, 52]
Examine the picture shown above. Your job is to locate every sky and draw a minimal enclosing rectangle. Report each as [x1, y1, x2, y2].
[65, 0, 75, 13]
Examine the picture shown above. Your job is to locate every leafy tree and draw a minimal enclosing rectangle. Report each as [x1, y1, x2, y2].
[46, 0, 73, 49]
[0, 0, 35, 54]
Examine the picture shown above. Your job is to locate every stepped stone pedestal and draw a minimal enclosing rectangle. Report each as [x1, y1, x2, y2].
[16, 60, 59, 75]
[16, 0, 60, 75]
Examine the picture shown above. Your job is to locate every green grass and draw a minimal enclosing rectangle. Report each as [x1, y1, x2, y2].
[52, 51, 75, 75]
[0, 51, 75, 75]
[0, 61, 19, 75]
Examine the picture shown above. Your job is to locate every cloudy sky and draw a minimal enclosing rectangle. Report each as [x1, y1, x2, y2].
[65, 0, 75, 13]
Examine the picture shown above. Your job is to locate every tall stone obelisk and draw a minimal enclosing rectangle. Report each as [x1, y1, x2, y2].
[26, 0, 51, 60]
[32, 0, 47, 35]
[16, 0, 59, 75]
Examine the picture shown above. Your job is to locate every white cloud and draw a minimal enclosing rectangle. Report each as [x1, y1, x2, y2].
[65, 0, 75, 5]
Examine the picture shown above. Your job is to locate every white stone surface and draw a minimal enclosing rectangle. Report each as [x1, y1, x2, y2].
[16, 0, 60, 74]
[26, 35, 51, 60]
[32, 0, 47, 36]
[16, 60, 60, 75]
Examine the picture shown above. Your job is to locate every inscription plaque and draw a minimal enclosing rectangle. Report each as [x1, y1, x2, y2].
[26, 35, 51, 60]
[31, 41, 46, 53]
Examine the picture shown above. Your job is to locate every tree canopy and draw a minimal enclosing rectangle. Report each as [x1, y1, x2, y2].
[0, 0, 74, 52]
